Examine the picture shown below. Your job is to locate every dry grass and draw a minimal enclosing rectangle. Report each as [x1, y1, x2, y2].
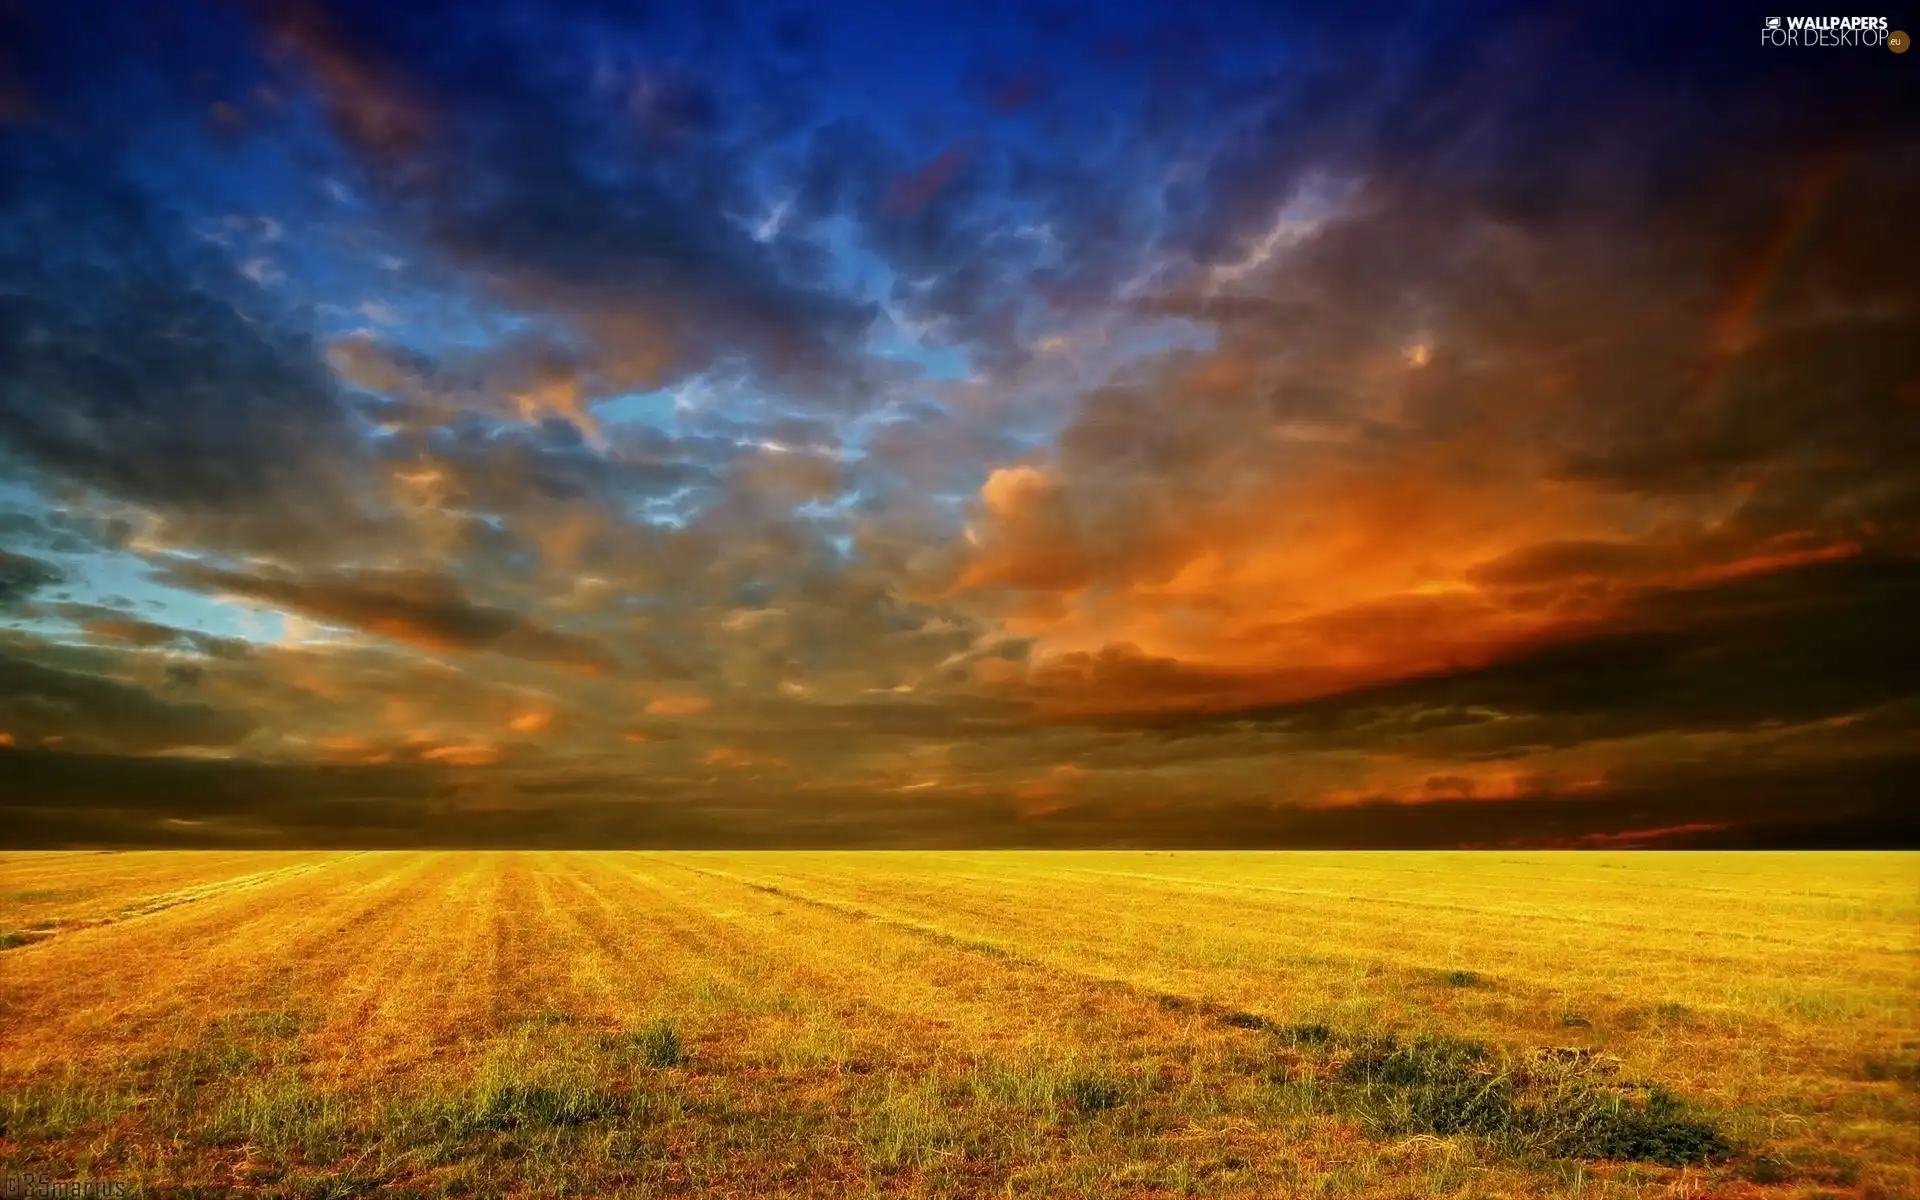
[1, 851, 1914, 1197]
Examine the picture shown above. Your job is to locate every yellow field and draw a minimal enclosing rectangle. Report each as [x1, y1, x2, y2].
[1, 852, 1915, 1198]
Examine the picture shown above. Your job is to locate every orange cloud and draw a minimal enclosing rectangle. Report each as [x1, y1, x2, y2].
[316, 735, 395, 765]
[1309, 761, 1605, 809]
[507, 710, 554, 734]
[950, 361, 1884, 722]
[1012, 763, 1088, 816]
[419, 742, 502, 767]
[958, 437, 1639, 714]
[81, 618, 182, 648]
[1570, 822, 1729, 848]
[701, 746, 782, 769]
[645, 694, 711, 717]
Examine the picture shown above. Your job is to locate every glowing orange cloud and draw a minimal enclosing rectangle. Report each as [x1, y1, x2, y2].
[959, 433, 1646, 713]
[1571, 822, 1728, 848]
[1308, 760, 1606, 809]
[419, 742, 502, 767]
[953, 329, 1874, 721]
[507, 710, 554, 734]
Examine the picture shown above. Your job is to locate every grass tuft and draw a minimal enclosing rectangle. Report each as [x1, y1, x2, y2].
[627, 1020, 683, 1069]
[453, 1079, 629, 1132]
[1278, 1022, 1335, 1047]
[1061, 1073, 1125, 1114]
[1337, 1032, 1491, 1086]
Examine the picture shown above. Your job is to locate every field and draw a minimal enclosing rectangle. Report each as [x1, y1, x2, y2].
[1, 852, 1915, 1199]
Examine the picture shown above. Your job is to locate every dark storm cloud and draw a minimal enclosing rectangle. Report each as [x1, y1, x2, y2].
[51, 609, 255, 661]
[0, 548, 63, 608]
[0, 138, 382, 558]
[1168, 0, 1913, 268]
[0, 649, 254, 753]
[4, 741, 1912, 850]
[0, 747, 443, 846]
[159, 562, 613, 673]
[993, 754, 1920, 851]
[1139, 0, 1918, 507]
[260, 0, 881, 408]
[787, 110, 1166, 370]
[429, 421, 720, 510]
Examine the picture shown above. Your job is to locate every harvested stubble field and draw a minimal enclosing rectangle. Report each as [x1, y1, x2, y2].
[0, 851, 1915, 1199]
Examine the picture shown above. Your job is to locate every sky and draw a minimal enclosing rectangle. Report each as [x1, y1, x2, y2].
[0, 0, 1916, 849]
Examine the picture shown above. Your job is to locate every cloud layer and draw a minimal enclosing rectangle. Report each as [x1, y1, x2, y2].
[0, 0, 1915, 847]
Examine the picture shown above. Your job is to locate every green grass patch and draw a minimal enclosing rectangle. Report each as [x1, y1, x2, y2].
[1061, 1073, 1125, 1114]
[215, 1008, 322, 1040]
[1861, 1051, 1920, 1085]
[1738, 1145, 1864, 1188]
[447, 1079, 630, 1132]
[130, 1040, 265, 1083]
[1289, 1030, 1732, 1167]
[855, 1077, 965, 1169]
[1277, 1022, 1335, 1047]
[611, 1019, 683, 1069]
[207, 1080, 353, 1159]
[0, 1074, 135, 1139]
